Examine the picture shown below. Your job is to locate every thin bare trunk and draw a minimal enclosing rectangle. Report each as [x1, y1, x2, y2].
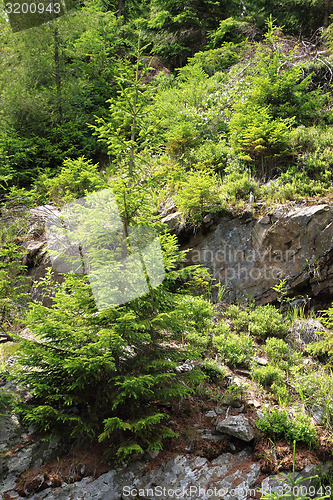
[323, 0, 330, 28]
[54, 27, 62, 120]
[117, 0, 124, 17]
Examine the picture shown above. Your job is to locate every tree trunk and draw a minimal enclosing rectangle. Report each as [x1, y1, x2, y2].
[54, 27, 62, 120]
[323, 0, 330, 28]
[117, 0, 124, 17]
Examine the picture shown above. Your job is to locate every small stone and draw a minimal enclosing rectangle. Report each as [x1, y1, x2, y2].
[312, 406, 326, 424]
[148, 449, 160, 459]
[216, 415, 255, 442]
[203, 214, 213, 224]
[254, 356, 268, 366]
[199, 429, 221, 441]
[3, 491, 19, 499]
[259, 215, 270, 225]
[205, 410, 217, 418]
[247, 399, 261, 408]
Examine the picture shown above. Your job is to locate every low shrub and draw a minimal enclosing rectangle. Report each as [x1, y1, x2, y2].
[202, 360, 227, 383]
[257, 408, 317, 444]
[271, 382, 291, 406]
[174, 169, 220, 223]
[212, 330, 253, 368]
[224, 382, 247, 405]
[251, 364, 285, 387]
[36, 156, 106, 204]
[220, 167, 258, 202]
[264, 337, 291, 369]
[249, 305, 289, 339]
[223, 304, 249, 333]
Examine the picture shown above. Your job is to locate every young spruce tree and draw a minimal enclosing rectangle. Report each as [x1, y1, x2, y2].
[13, 46, 214, 461]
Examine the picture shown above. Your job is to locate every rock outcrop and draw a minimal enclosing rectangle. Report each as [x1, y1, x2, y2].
[183, 203, 333, 304]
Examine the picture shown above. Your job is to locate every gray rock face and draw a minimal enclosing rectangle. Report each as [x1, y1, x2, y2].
[216, 415, 255, 442]
[185, 204, 333, 304]
[289, 319, 326, 350]
[0, 412, 63, 495]
[0, 414, 23, 454]
[10, 449, 261, 500]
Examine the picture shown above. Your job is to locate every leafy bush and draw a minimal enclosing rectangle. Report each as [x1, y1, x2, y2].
[174, 169, 220, 223]
[212, 330, 253, 368]
[265, 337, 289, 360]
[189, 140, 230, 172]
[202, 360, 227, 383]
[214, 321, 231, 336]
[36, 156, 107, 204]
[291, 370, 333, 428]
[208, 18, 250, 47]
[259, 173, 326, 202]
[305, 305, 333, 364]
[229, 104, 293, 178]
[271, 382, 291, 406]
[249, 305, 289, 340]
[264, 337, 291, 370]
[188, 43, 245, 76]
[251, 364, 285, 387]
[224, 382, 247, 405]
[257, 408, 317, 444]
[221, 167, 258, 202]
[223, 304, 249, 333]
[0, 388, 16, 410]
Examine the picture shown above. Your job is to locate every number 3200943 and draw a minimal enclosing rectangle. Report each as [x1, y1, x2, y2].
[5, 2, 61, 14]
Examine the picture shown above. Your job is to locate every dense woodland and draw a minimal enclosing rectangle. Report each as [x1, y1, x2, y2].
[2, 0, 333, 493]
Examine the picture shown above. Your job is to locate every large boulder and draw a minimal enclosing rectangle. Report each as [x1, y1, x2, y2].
[184, 204, 333, 304]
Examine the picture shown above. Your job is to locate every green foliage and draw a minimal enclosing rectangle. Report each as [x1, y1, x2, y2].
[208, 18, 250, 47]
[201, 360, 227, 383]
[0, 211, 30, 336]
[146, 63, 226, 158]
[147, 0, 232, 66]
[222, 304, 249, 333]
[92, 47, 154, 178]
[212, 330, 253, 368]
[174, 169, 220, 223]
[165, 123, 199, 157]
[257, 408, 317, 445]
[224, 382, 247, 405]
[189, 141, 230, 172]
[264, 337, 290, 370]
[249, 305, 289, 340]
[188, 43, 246, 76]
[229, 105, 293, 178]
[251, 364, 285, 386]
[0, 388, 17, 410]
[37, 157, 107, 204]
[271, 382, 291, 406]
[305, 305, 333, 365]
[221, 166, 258, 202]
[291, 370, 333, 428]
